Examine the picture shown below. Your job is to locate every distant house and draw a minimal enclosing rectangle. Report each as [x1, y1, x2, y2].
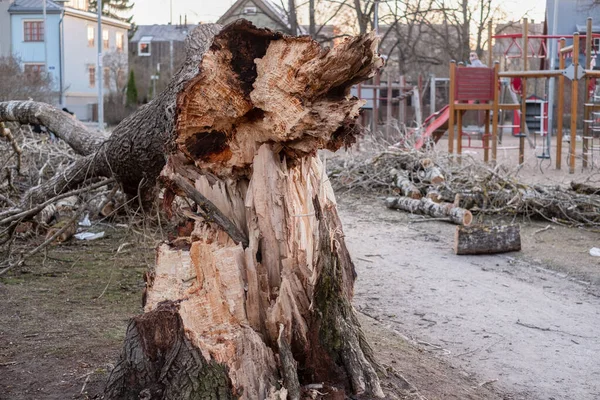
[217, 0, 298, 34]
[217, 0, 338, 46]
[546, 0, 600, 67]
[0, 1, 11, 58]
[129, 23, 196, 102]
[0, 0, 130, 120]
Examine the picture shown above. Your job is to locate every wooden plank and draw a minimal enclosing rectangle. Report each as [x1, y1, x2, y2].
[454, 103, 493, 110]
[498, 103, 522, 110]
[520, 18, 528, 165]
[570, 33, 579, 174]
[498, 70, 563, 78]
[448, 62, 456, 154]
[492, 62, 500, 162]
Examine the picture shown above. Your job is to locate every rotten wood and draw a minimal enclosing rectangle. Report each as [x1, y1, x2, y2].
[454, 225, 521, 255]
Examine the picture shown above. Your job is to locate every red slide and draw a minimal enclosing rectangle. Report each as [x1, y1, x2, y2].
[413, 105, 450, 150]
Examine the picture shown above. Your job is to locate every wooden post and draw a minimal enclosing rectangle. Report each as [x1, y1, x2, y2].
[488, 20, 493, 67]
[484, 109, 490, 163]
[449, 61, 456, 154]
[413, 86, 422, 127]
[430, 73, 436, 116]
[386, 74, 392, 137]
[557, 38, 566, 169]
[492, 62, 500, 162]
[583, 18, 593, 168]
[570, 32, 580, 174]
[519, 18, 528, 165]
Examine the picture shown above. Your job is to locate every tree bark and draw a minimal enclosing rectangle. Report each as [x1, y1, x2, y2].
[386, 196, 473, 225]
[454, 225, 521, 255]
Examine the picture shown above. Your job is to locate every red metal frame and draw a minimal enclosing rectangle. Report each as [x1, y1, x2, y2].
[493, 33, 600, 60]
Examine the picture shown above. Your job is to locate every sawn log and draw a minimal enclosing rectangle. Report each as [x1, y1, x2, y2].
[454, 224, 521, 255]
[385, 196, 472, 225]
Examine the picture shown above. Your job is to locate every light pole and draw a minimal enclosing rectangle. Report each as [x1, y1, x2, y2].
[546, 0, 559, 158]
[43, 0, 47, 75]
[97, 0, 104, 130]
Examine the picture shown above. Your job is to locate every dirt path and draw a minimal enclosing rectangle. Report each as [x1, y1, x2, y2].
[340, 195, 600, 400]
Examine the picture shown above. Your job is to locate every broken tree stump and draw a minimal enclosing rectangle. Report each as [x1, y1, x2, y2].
[454, 225, 521, 255]
[385, 196, 472, 225]
[100, 21, 385, 399]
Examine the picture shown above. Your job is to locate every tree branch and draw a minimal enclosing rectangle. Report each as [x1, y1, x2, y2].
[169, 174, 249, 248]
[0, 101, 106, 156]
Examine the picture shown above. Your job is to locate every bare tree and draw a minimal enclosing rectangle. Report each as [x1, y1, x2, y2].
[103, 51, 128, 95]
[0, 56, 55, 103]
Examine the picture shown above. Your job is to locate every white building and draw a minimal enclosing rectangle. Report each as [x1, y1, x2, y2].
[0, 0, 130, 120]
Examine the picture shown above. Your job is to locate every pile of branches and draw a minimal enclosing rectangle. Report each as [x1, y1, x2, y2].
[0, 122, 126, 271]
[328, 145, 600, 227]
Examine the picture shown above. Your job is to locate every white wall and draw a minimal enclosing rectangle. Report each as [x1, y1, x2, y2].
[62, 14, 129, 120]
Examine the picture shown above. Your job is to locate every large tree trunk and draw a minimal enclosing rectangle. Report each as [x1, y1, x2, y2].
[1, 20, 383, 398]
[22, 20, 382, 399]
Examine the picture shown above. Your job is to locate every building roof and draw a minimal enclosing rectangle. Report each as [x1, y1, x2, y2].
[218, 0, 306, 34]
[130, 24, 198, 43]
[8, 0, 63, 13]
[8, 0, 131, 28]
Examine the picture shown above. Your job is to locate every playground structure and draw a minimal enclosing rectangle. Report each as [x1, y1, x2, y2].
[445, 17, 600, 173]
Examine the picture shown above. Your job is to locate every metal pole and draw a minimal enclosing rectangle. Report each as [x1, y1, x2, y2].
[546, 0, 559, 159]
[43, 0, 47, 75]
[97, 0, 104, 129]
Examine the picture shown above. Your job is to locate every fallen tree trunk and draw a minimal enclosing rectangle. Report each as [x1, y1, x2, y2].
[385, 196, 473, 225]
[454, 225, 521, 255]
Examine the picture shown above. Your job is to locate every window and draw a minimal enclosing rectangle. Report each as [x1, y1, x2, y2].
[116, 32, 124, 52]
[87, 26, 94, 47]
[138, 42, 151, 56]
[88, 65, 96, 87]
[24, 21, 44, 42]
[24, 63, 45, 80]
[104, 67, 110, 89]
[243, 6, 257, 15]
[103, 29, 109, 50]
[594, 38, 600, 52]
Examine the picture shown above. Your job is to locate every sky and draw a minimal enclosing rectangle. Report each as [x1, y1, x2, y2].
[130, 0, 548, 26]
